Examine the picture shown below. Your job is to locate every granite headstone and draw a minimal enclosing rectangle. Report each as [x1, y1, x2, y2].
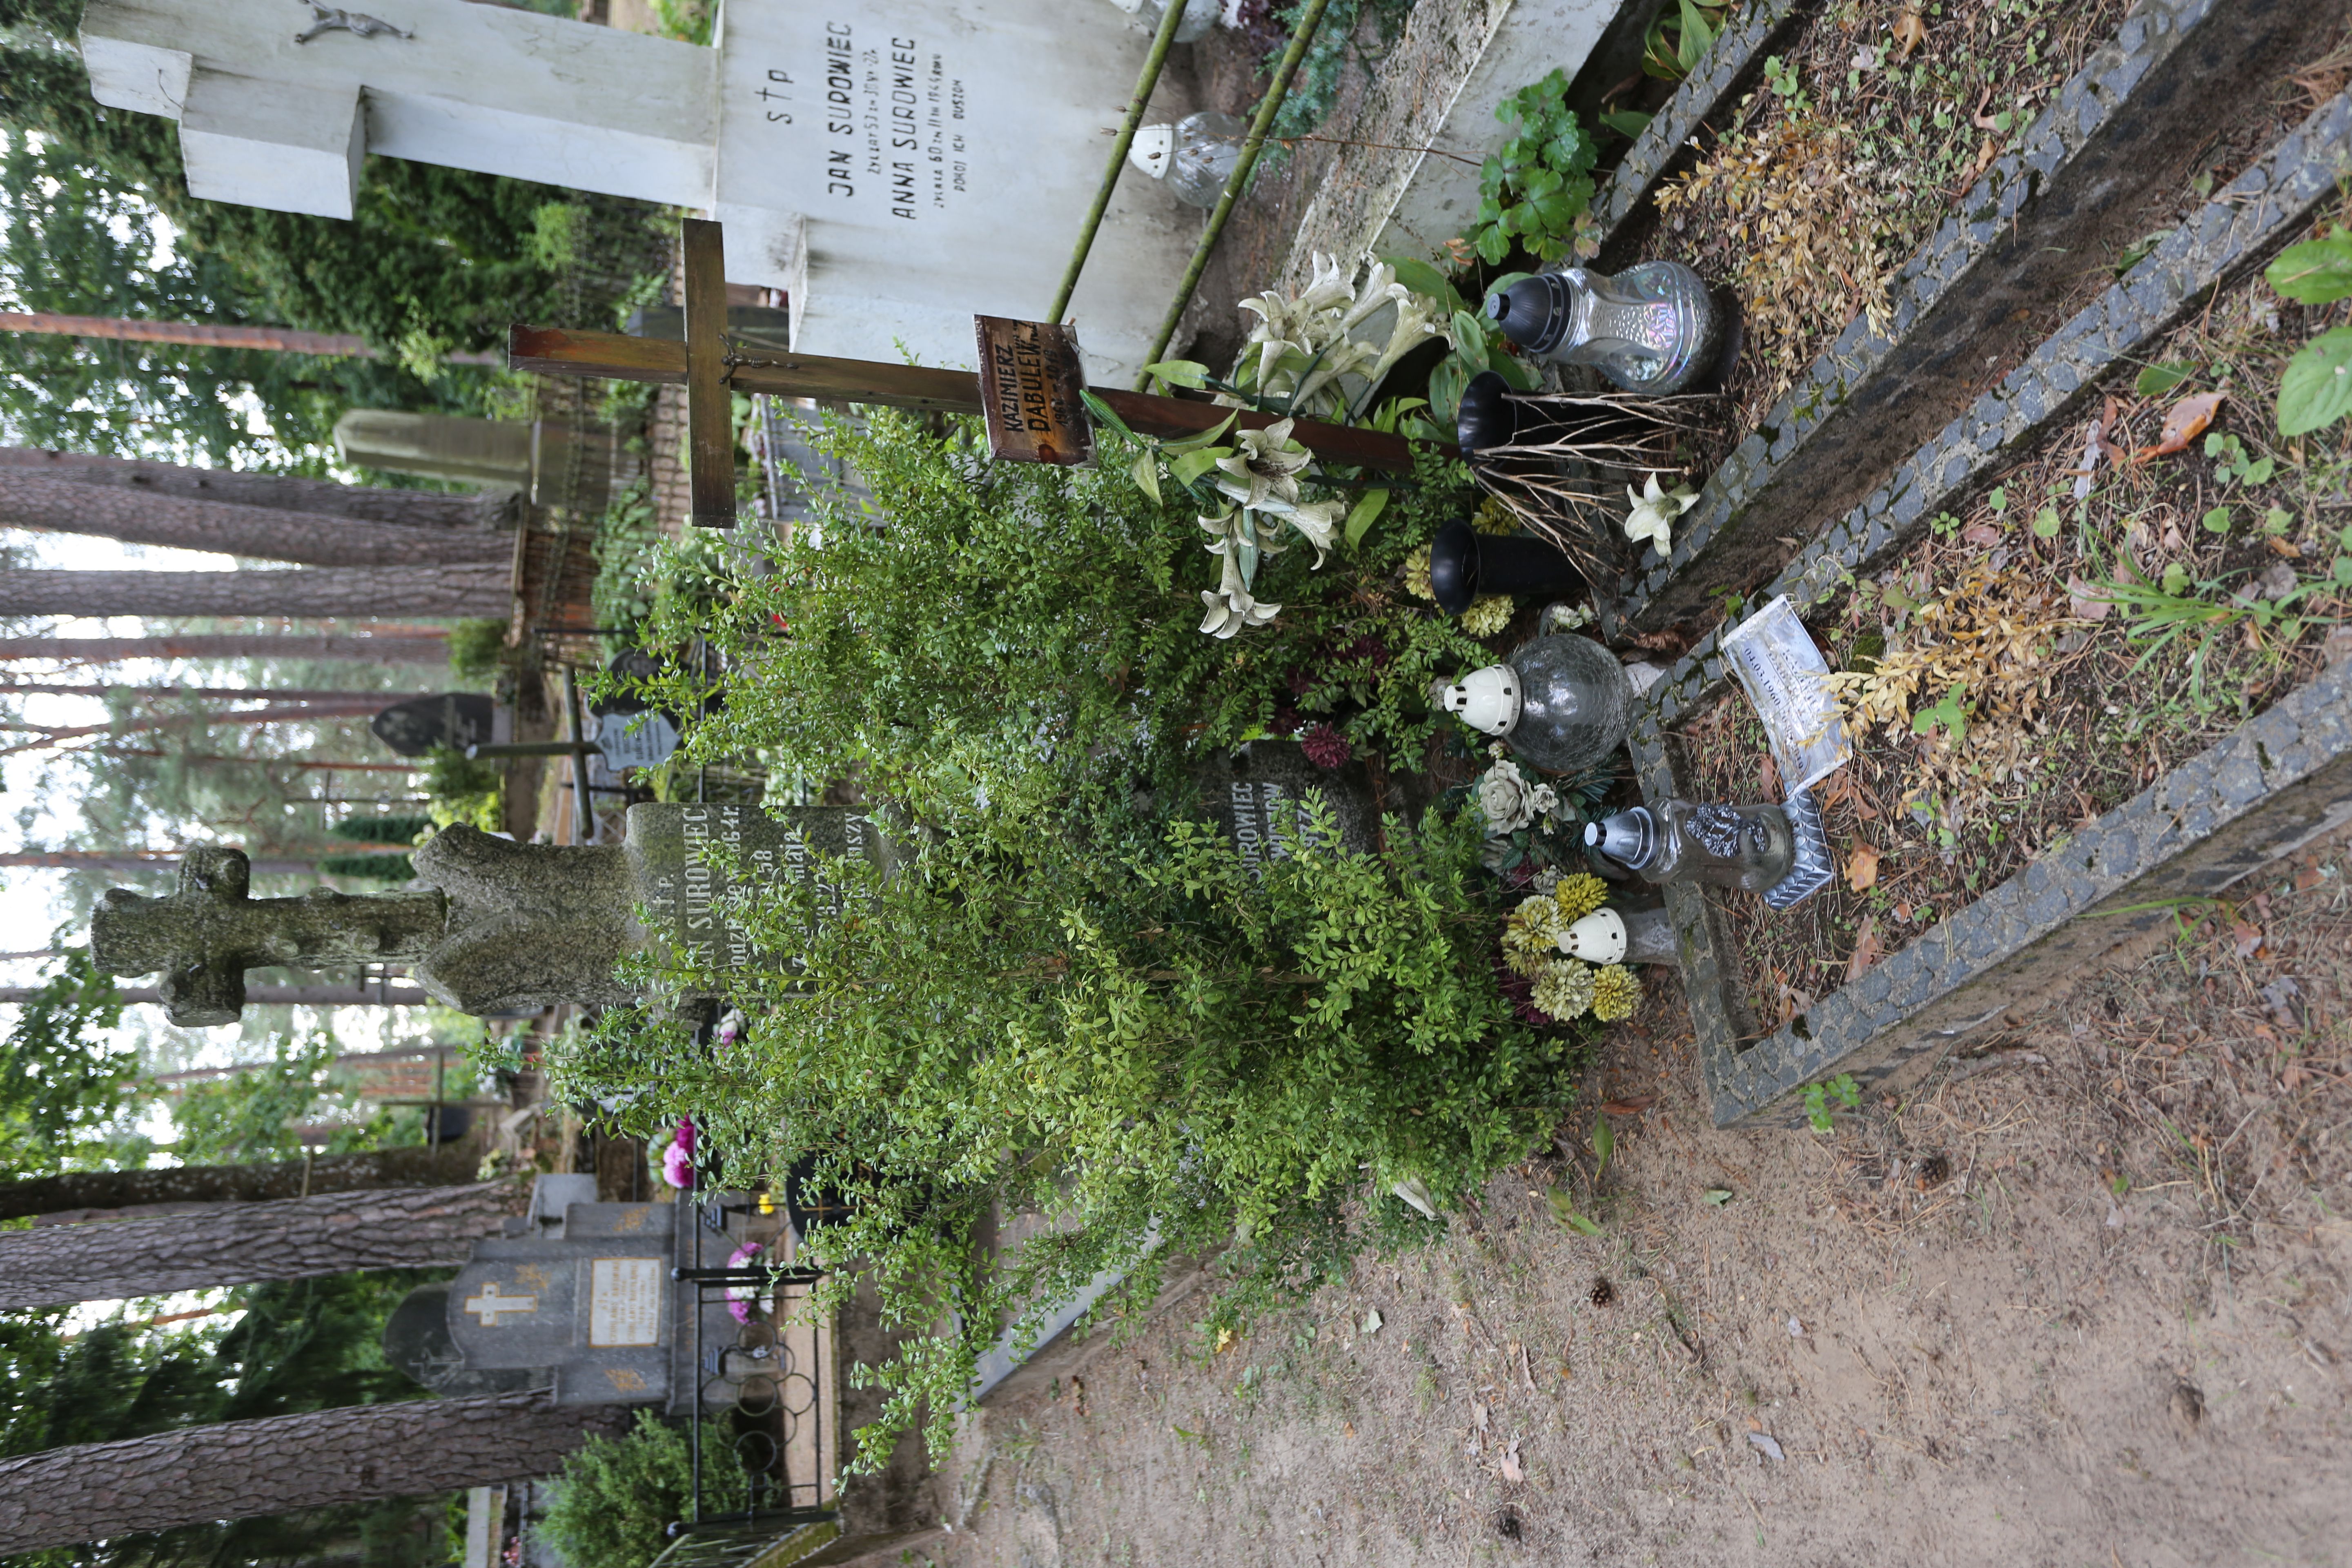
[1191, 742, 1381, 869]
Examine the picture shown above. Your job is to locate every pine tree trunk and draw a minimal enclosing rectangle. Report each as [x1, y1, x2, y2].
[0, 853, 328, 875]
[0, 446, 513, 528]
[0, 635, 451, 664]
[0, 566, 512, 619]
[0, 1145, 485, 1222]
[0, 983, 435, 1006]
[0, 472, 514, 567]
[0, 1391, 631, 1555]
[0, 1180, 529, 1311]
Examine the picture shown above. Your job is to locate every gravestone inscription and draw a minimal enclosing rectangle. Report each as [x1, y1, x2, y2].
[1191, 742, 1381, 869]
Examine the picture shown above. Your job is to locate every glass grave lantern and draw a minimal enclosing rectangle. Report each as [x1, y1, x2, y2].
[1483, 263, 1722, 395]
[1441, 622, 1632, 777]
[1585, 794, 1834, 911]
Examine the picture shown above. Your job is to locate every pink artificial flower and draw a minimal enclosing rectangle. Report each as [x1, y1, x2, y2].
[661, 1141, 694, 1189]
[672, 1118, 697, 1152]
[726, 1241, 766, 1324]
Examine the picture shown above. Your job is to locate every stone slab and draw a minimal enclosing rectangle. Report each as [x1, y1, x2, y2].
[1613, 0, 2352, 634]
[1624, 90, 2352, 1126]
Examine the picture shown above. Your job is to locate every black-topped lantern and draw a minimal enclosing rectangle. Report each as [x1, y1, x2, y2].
[1427, 518, 1586, 617]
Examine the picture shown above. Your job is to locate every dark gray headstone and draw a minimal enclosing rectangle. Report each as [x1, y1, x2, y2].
[1191, 742, 1380, 869]
[626, 804, 895, 976]
[371, 693, 496, 757]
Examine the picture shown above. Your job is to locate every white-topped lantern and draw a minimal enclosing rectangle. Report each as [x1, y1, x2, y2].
[1441, 664, 1521, 736]
[1557, 908, 1626, 964]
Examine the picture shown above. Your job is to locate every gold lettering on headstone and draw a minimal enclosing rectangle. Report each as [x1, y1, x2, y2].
[463, 1281, 539, 1327]
[603, 1368, 657, 1396]
[588, 1257, 664, 1347]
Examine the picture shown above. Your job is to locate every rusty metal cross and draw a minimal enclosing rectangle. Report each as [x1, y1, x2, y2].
[89, 847, 448, 1027]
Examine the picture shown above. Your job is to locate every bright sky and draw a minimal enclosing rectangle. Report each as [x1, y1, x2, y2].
[1, 529, 432, 1077]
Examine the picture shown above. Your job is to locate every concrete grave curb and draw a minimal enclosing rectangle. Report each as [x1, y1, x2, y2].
[1622, 89, 2352, 1127]
[1614, 0, 2352, 634]
[1590, 0, 1815, 252]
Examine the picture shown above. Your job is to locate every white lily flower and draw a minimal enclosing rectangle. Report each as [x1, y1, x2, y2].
[1281, 499, 1341, 566]
[1199, 548, 1281, 638]
[1299, 252, 1352, 315]
[1215, 419, 1312, 510]
[1624, 472, 1700, 558]
[1365, 291, 1444, 388]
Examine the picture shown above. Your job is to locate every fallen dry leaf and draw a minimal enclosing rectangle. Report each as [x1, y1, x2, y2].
[1891, 8, 1927, 59]
[1599, 1096, 1659, 1115]
[2324, 626, 2352, 668]
[2136, 390, 2224, 460]
[1845, 914, 1882, 984]
[2232, 922, 2264, 960]
[1500, 1439, 1525, 1483]
[1844, 844, 1882, 892]
[2067, 575, 2112, 621]
[1960, 522, 2002, 548]
[1473, 1400, 1490, 1433]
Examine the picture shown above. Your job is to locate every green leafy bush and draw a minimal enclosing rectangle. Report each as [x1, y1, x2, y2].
[608, 408, 1483, 829]
[552, 797, 1582, 1470]
[332, 814, 437, 846]
[2269, 236, 2352, 437]
[423, 747, 503, 833]
[540, 1412, 744, 1568]
[1461, 70, 1599, 267]
[446, 619, 511, 683]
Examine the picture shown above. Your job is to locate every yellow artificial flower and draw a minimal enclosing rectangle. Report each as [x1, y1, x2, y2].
[1590, 964, 1642, 1023]
[1461, 594, 1514, 637]
[1552, 873, 1608, 922]
[1532, 958, 1597, 1021]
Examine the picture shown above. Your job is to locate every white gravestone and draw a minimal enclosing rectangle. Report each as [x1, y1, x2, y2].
[82, 0, 1194, 379]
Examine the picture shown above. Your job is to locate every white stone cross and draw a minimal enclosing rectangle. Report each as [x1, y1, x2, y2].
[78, 0, 1190, 379]
[463, 1280, 539, 1327]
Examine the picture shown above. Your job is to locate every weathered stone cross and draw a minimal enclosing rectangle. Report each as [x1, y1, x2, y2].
[90, 803, 892, 1026]
[91, 846, 448, 1027]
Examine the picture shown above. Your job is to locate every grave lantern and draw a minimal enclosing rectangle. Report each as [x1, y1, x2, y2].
[1483, 263, 1722, 395]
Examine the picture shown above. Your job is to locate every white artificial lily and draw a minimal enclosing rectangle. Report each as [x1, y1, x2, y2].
[1624, 472, 1700, 557]
[1338, 260, 1406, 335]
[1199, 548, 1281, 639]
[1363, 289, 1445, 390]
[1214, 418, 1312, 511]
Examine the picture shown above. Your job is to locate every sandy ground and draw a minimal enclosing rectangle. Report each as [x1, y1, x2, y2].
[895, 835, 2352, 1568]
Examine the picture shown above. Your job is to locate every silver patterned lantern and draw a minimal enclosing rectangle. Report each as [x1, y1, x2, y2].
[1483, 263, 1722, 394]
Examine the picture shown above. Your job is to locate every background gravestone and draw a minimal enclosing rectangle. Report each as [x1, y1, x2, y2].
[371, 693, 496, 758]
[1190, 742, 1381, 867]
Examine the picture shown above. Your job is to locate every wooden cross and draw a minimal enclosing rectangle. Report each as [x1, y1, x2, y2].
[512, 219, 1430, 530]
[88, 847, 448, 1027]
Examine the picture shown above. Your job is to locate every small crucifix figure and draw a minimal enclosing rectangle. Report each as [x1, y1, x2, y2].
[464, 1281, 540, 1327]
[90, 846, 448, 1027]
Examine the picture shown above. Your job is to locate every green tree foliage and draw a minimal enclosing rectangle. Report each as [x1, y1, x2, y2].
[539, 1412, 746, 1568]
[0, 951, 135, 1177]
[0, 127, 466, 468]
[169, 1032, 427, 1165]
[0, 1272, 450, 1568]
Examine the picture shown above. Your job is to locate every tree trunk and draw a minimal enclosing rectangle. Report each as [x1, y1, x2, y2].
[0, 446, 512, 528]
[0, 984, 434, 1005]
[0, 1144, 484, 1222]
[0, 684, 445, 702]
[0, 313, 501, 368]
[0, 853, 326, 876]
[0, 635, 451, 665]
[0, 1391, 629, 1555]
[0, 472, 514, 568]
[0, 1180, 528, 1311]
[0, 566, 512, 619]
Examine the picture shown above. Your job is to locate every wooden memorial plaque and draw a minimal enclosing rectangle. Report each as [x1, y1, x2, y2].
[974, 316, 1094, 466]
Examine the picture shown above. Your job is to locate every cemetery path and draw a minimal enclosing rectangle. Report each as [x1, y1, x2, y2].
[913, 835, 2352, 1566]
